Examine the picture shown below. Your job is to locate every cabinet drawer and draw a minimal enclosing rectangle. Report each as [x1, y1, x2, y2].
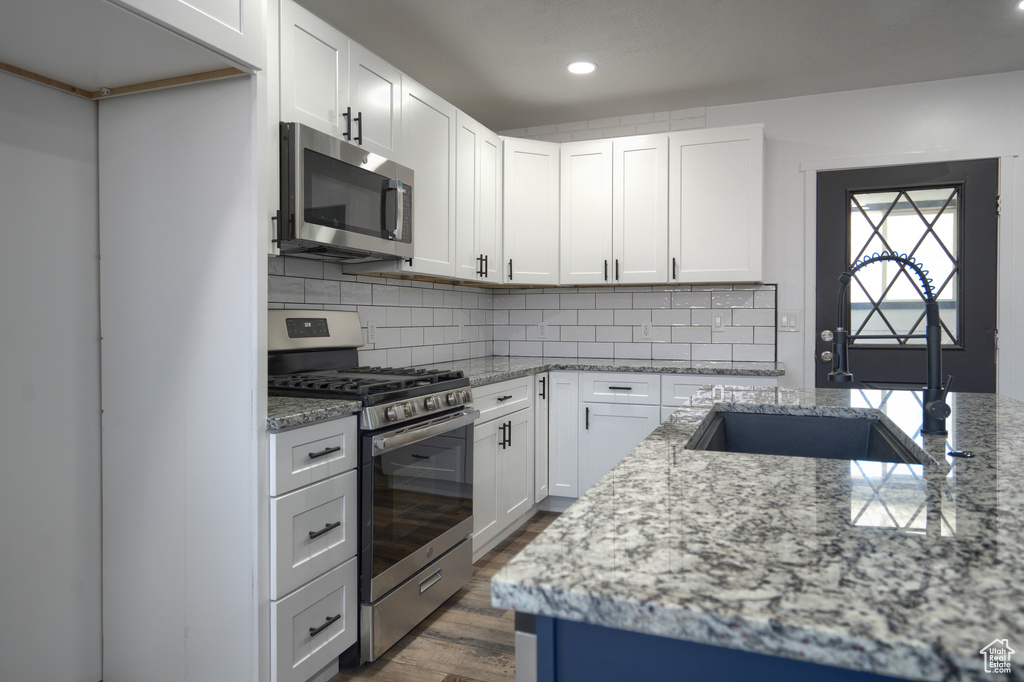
[271, 556, 358, 682]
[270, 417, 357, 496]
[660, 374, 778, 407]
[578, 372, 660, 404]
[474, 376, 533, 422]
[271, 470, 358, 600]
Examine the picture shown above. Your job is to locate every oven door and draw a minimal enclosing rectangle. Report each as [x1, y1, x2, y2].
[360, 408, 477, 602]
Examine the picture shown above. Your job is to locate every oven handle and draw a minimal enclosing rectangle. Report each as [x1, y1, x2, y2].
[371, 409, 479, 456]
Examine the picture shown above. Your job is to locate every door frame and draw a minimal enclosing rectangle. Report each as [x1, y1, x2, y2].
[799, 146, 1018, 396]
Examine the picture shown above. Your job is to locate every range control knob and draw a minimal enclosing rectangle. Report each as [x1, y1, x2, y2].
[404, 402, 414, 416]
[446, 392, 460, 406]
[385, 405, 398, 421]
[460, 390, 472, 403]
[424, 396, 440, 411]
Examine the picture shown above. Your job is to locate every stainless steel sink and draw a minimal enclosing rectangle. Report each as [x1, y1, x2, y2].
[686, 411, 919, 464]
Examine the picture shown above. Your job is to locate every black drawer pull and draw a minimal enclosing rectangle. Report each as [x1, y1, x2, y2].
[309, 614, 341, 637]
[607, 386, 633, 391]
[308, 521, 341, 540]
[308, 445, 341, 460]
[496, 395, 514, 402]
[539, 376, 546, 399]
[411, 454, 430, 459]
[585, 406, 590, 430]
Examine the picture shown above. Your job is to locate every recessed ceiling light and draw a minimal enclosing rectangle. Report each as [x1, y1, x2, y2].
[1019, 0, 1024, 9]
[567, 61, 597, 75]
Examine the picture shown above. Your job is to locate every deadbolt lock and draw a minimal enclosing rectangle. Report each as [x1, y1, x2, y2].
[820, 330, 834, 342]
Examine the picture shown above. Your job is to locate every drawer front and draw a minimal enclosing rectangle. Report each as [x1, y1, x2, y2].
[271, 470, 358, 600]
[474, 376, 533, 422]
[660, 374, 778, 407]
[270, 417, 357, 496]
[271, 556, 358, 682]
[579, 372, 660, 405]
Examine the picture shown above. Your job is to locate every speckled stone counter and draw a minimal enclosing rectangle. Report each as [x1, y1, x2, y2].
[266, 356, 785, 430]
[492, 387, 1024, 681]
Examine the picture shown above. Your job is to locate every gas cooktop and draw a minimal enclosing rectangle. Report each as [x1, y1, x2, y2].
[268, 365, 468, 403]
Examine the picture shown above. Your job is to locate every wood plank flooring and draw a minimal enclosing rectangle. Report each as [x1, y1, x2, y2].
[331, 511, 560, 682]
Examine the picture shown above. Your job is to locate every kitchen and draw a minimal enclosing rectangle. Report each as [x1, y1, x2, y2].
[2, 1, 1024, 681]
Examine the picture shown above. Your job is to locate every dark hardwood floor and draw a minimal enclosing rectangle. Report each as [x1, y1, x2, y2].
[331, 511, 560, 682]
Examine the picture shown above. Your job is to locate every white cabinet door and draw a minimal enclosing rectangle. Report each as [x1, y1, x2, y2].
[668, 124, 764, 283]
[579, 402, 661, 493]
[503, 137, 560, 285]
[348, 42, 402, 159]
[472, 419, 500, 553]
[499, 408, 535, 526]
[548, 372, 579, 498]
[534, 373, 550, 503]
[560, 140, 612, 285]
[109, 0, 264, 70]
[455, 112, 502, 282]
[400, 79, 457, 277]
[614, 135, 669, 284]
[280, 0, 348, 139]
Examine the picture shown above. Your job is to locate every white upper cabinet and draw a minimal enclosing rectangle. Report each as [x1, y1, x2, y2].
[108, 0, 264, 71]
[503, 137, 560, 285]
[399, 78, 457, 278]
[560, 140, 613, 285]
[455, 111, 502, 282]
[614, 135, 669, 283]
[348, 42, 402, 159]
[560, 136, 668, 285]
[279, 0, 401, 159]
[280, 1, 347, 138]
[668, 124, 764, 283]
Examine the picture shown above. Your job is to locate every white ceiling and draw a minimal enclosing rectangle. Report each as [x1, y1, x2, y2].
[296, 0, 1024, 132]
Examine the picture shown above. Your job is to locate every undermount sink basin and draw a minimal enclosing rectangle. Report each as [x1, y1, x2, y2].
[686, 411, 919, 464]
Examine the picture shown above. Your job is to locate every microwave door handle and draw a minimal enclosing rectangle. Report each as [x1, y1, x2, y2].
[382, 181, 405, 241]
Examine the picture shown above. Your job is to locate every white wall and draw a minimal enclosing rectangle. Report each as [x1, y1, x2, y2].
[0, 72, 102, 681]
[98, 76, 260, 682]
[703, 70, 1024, 396]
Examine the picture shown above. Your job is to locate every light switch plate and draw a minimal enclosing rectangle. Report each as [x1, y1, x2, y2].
[779, 312, 801, 332]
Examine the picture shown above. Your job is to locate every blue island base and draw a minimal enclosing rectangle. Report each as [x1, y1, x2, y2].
[534, 615, 904, 682]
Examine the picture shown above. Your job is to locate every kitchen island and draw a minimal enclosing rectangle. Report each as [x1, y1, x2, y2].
[492, 386, 1024, 681]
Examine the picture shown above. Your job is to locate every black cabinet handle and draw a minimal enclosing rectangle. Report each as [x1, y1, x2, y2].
[497, 395, 513, 402]
[411, 453, 430, 459]
[615, 259, 620, 281]
[539, 377, 546, 399]
[483, 254, 488, 277]
[476, 254, 483, 277]
[585, 407, 590, 430]
[309, 614, 341, 637]
[354, 111, 363, 144]
[604, 259, 608, 281]
[308, 445, 341, 460]
[508, 259, 513, 281]
[342, 107, 352, 141]
[607, 386, 633, 391]
[308, 521, 341, 540]
[672, 257, 677, 280]
[504, 420, 512, 447]
[499, 422, 508, 449]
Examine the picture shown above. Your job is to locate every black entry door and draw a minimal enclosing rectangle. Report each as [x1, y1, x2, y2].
[815, 160, 998, 392]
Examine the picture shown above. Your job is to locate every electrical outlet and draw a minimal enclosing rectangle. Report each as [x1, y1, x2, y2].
[367, 321, 377, 343]
[713, 314, 725, 330]
[458, 323, 465, 341]
[537, 323, 548, 340]
[640, 322, 653, 340]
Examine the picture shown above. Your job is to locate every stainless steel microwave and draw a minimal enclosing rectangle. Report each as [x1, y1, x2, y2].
[278, 122, 413, 262]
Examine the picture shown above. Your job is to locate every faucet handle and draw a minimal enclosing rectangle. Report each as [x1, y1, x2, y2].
[926, 375, 954, 421]
[942, 374, 953, 399]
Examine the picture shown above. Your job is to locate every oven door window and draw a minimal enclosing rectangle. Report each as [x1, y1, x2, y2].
[370, 424, 473, 580]
[303, 148, 390, 239]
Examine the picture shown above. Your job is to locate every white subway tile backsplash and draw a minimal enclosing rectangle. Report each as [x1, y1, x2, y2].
[268, 256, 775, 366]
[588, 116, 621, 129]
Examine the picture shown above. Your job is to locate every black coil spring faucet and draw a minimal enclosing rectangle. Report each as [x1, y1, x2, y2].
[828, 251, 952, 436]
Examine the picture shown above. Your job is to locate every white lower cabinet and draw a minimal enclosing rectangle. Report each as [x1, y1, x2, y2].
[534, 372, 550, 503]
[548, 371, 580, 499]
[472, 377, 536, 560]
[269, 415, 359, 682]
[579, 402, 661, 492]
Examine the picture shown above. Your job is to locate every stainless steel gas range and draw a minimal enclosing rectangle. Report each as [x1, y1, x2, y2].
[268, 309, 478, 665]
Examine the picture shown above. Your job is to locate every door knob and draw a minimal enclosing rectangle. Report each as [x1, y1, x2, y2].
[820, 351, 834, 362]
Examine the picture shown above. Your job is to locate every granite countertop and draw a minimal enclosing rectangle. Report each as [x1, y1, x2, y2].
[267, 356, 786, 431]
[491, 386, 1024, 681]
